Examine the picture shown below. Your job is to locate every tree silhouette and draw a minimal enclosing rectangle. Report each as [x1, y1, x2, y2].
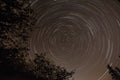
[0, 0, 34, 74]
[107, 65, 120, 80]
[0, 0, 74, 80]
[30, 53, 74, 80]
[107, 56, 120, 80]
[0, 0, 34, 75]
[0, 0, 34, 49]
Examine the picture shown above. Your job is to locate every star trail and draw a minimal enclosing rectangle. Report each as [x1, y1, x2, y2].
[30, 0, 120, 80]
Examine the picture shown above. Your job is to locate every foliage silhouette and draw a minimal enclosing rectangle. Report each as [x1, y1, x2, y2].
[0, 0, 74, 80]
[30, 53, 74, 80]
[108, 56, 120, 80]
[107, 65, 120, 80]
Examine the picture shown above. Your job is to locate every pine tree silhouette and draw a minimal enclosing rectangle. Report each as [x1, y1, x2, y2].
[107, 65, 120, 80]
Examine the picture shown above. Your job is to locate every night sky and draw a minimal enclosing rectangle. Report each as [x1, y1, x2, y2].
[30, 0, 120, 80]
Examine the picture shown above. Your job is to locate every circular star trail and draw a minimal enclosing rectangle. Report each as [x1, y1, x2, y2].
[30, 0, 120, 80]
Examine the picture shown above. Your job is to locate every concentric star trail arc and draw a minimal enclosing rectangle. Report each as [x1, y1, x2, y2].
[30, 0, 120, 80]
